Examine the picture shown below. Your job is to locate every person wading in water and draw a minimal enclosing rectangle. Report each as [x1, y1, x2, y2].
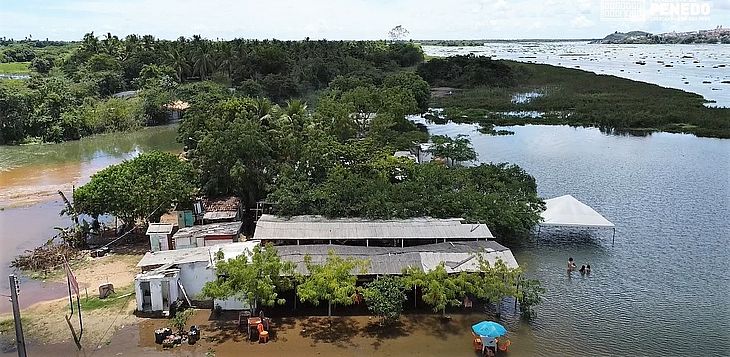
[567, 257, 577, 273]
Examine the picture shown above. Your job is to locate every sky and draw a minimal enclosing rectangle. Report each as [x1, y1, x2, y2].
[0, 0, 728, 41]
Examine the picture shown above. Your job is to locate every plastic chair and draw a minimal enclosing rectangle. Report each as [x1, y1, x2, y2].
[473, 336, 483, 351]
[257, 323, 269, 343]
[498, 338, 511, 352]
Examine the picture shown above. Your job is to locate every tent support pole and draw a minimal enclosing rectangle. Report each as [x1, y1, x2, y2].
[612, 228, 616, 246]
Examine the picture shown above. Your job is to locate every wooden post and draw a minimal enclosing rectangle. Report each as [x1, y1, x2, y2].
[9, 275, 27, 357]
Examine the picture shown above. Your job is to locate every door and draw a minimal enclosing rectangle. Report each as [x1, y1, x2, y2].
[161, 280, 170, 311]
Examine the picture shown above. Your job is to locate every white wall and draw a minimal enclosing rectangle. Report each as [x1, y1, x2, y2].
[179, 261, 215, 299]
[214, 297, 250, 310]
[178, 261, 251, 311]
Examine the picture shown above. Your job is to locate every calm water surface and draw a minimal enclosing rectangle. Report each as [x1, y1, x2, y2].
[0, 125, 180, 313]
[421, 120, 730, 356]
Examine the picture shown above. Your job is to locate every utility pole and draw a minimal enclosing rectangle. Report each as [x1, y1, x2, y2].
[9, 275, 28, 357]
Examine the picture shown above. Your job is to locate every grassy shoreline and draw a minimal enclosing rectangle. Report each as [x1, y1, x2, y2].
[0, 62, 30, 74]
[429, 60, 730, 139]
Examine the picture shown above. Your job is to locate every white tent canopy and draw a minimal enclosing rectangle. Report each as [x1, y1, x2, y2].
[540, 195, 615, 228]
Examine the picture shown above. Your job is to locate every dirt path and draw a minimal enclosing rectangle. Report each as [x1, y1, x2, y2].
[0, 252, 143, 352]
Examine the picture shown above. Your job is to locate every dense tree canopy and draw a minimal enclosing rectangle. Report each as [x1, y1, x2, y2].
[73, 151, 196, 225]
[0, 33, 424, 144]
[416, 54, 516, 88]
[362, 275, 407, 324]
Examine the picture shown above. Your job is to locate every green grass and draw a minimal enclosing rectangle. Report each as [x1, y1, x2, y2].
[78, 285, 135, 311]
[433, 60, 730, 138]
[0, 62, 31, 74]
[0, 317, 27, 334]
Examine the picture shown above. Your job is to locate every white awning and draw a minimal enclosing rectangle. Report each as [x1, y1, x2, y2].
[540, 195, 614, 228]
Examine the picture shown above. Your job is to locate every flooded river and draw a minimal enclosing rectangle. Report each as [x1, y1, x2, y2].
[1, 44, 729, 355]
[419, 120, 730, 356]
[0, 125, 180, 313]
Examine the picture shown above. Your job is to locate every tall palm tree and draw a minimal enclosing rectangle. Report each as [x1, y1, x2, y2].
[193, 44, 215, 80]
[284, 99, 308, 130]
[168, 48, 190, 82]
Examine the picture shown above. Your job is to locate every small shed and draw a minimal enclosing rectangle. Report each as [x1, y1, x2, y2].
[163, 100, 190, 121]
[146, 223, 175, 252]
[136, 241, 260, 311]
[172, 222, 243, 250]
[195, 196, 242, 224]
[394, 150, 418, 162]
[135, 268, 180, 314]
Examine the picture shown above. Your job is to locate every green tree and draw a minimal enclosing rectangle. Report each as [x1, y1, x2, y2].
[468, 257, 521, 316]
[427, 134, 478, 165]
[170, 308, 194, 333]
[202, 244, 295, 314]
[297, 250, 369, 317]
[517, 278, 544, 318]
[388, 25, 410, 42]
[362, 275, 407, 324]
[403, 263, 462, 316]
[73, 151, 196, 226]
[382, 72, 431, 113]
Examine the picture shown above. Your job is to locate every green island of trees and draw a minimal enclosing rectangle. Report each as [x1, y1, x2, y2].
[419, 54, 730, 138]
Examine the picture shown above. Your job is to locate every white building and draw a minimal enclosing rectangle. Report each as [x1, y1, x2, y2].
[134, 240, 260, 314]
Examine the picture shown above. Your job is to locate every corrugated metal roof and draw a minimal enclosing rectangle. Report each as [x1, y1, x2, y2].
[275, 241, 516, 276]
[173, 222, 242, 241]
[203, 211, 238, 221]
[137, 240, 260, 268]
[254, 215, 494, 241]
[202, 196, 241, 212]
[146, 223, 174, 235]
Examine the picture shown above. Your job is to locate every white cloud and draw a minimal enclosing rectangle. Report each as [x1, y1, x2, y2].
[0, 0, 726, 40]
[572, 15, 595, 28]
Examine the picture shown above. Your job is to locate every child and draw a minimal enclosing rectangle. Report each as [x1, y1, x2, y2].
[586, 264, 592, 274]
[579, 265, 586, 274]
[567, 257, 577, 272]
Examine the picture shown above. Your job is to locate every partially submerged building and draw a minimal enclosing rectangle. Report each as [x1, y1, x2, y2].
[135, 215, 519, 315]
[135, 241, 259, 314]
[253, 214, 494, 247]
[277, 241, 518, 276]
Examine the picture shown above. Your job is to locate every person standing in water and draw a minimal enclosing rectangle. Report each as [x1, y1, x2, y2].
[567, 257, 577, 273]
[579, 265, 586, 275]
[586, 264, 592, 274]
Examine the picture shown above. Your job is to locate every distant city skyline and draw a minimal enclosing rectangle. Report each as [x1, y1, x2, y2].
[1, 0, 728, 41]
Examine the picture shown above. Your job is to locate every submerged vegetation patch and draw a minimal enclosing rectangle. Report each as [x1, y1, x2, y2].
[420, 55, 730, 138]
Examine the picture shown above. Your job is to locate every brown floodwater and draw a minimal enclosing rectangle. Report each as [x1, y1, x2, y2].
[3, 309, 537, 357]
[0, 125, 180, 313]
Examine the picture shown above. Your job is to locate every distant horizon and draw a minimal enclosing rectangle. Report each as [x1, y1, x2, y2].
[1, 0, 728, 42]
[2, 28, 727, 43]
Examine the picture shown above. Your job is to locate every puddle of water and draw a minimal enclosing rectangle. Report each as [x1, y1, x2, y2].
[511, 92, 544, 104]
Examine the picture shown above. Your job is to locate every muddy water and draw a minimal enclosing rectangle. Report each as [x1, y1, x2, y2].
[0, 125, 180, 313]
[3, 310, 529, 357]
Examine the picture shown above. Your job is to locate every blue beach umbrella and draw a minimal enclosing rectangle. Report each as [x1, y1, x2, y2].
[471, 321, 507, 338]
